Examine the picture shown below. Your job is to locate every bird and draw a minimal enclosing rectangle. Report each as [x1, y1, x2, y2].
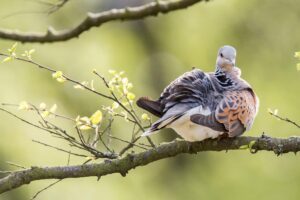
[137, 45, 259, 142]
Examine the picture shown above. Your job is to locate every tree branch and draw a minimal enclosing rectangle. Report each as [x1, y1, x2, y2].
[1, 135, 300, 194]
[0, 0, 207, 43]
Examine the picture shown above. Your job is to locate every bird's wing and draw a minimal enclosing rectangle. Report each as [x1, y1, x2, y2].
[158, 69, 213, 114]
[142, 69, 218, 136]
[137, 69, 213, 118]
[214, 88, 258, 137]
[190, 112, 226, 132]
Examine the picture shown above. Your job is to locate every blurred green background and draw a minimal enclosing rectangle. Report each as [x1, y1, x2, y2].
[0, 0, 300, 199]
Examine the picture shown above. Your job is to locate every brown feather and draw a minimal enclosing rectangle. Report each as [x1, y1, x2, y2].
[215, 89, 258, 137]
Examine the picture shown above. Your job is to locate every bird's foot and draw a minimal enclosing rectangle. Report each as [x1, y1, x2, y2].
[216, 132, 229, 141]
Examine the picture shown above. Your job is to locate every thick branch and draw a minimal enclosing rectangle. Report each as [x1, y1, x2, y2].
[0, 0, 207, 43]
[1, 135, 300, 194]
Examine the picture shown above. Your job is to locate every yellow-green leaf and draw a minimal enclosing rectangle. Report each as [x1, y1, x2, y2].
[127, 83, 133, 89]
[122, 77, 128, 85]
[90, 110, 102, 125]
[49, 104, 57, 113]
[73, 84, 84, 89]
[91, 80, 95, 91]
[8, 43, 18, 53]
[56, 77, 66, 83]
[249, 140, 256, 149]
[79, 125, 92, 131]
[119, 71, 125, 75]
[39, 102, 47, 110]
[295, 52, 300, 58]
[108, 69, 116, 74]
[85, 156, 95, 160]
[2, 57, 12, 63]
[112, 102, 119, 109]
[41, 111, 50, 118]
[239, 145, 249, 150]
[297, 63, 300, 71]
[126, 92, 135, 101]
[80, 116, 90, 123]
[29, 49, 35, 54]
[52, 71, 63, 79]
[141, 113, 150, 121]
[18, 101, 29, 110]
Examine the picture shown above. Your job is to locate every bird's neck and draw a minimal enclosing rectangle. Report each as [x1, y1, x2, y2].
[214, 65, 233, 87]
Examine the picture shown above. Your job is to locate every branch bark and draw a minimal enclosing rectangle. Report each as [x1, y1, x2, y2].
[0, 0, 207, 43]
[1, 135, 300, 194]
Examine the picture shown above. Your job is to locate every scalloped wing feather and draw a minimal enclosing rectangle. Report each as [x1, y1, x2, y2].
[215, 89, 258, 137]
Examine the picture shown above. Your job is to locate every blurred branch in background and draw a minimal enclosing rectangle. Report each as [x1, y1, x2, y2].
[1, 135, 300, 194]
[42, 0, 70, 15]
[0, 0, 69, 21]
[0, 0, 208, 43]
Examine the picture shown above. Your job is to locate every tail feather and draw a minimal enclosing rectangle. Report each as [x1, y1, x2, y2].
[141, 113, 184, 137]
[136, 97, 162, 117]
[141, 129, 158, 137]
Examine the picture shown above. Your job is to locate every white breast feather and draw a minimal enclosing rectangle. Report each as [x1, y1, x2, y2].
[168, 106, 223, 141]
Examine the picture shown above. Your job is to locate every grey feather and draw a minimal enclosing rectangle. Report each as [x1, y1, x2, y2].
[190, 113, 226, 132]
[228, 120, 246, 137]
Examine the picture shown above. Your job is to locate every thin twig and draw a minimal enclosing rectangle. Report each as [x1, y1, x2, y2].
[32, 140, 88, 158]
[0, 107, 59, 135]
[109, 136, 148, 151]
[269, 111, 300, 129]
[0, 53, 114, 100]
[119, 136, 142, 156]
[1, 103, 75, 121]
[47, 0, 69, 15]
[0, 171, 12, 175]
[93, 70, 155, 148]
[30, 179, 62, 200]
[67, 151, 71, 165]
[5, 161, 26, 169]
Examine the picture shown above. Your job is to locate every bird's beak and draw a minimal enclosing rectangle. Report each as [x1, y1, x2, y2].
[227, 59, 235, 66]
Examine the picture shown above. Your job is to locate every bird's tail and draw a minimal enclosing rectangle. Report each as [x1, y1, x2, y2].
[136, 97, 162, 117]
[141, 113, 184, 137]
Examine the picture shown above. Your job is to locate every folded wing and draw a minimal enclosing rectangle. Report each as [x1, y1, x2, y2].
[138, 69, 217, 135]
[214, 88, 258, 137]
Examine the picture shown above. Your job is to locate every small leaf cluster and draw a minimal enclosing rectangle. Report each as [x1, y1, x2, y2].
[1, 43, 35, 63]
[294, 52, 300, 71]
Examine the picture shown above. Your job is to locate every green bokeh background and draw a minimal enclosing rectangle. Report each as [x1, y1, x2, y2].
[0, 0, 299, 199]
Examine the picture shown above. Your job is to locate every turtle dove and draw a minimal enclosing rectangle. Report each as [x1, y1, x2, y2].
[137, 45, 259, 141]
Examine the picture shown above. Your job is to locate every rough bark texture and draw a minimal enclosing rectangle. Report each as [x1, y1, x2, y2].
[0, 0, 207, 43]
[1, 135, 300, 194]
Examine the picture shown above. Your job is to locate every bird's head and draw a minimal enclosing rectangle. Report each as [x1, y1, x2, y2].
[216, 45, 236, 72]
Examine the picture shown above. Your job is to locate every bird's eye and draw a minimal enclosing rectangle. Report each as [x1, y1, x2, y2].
[220, 53, 224, 57]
